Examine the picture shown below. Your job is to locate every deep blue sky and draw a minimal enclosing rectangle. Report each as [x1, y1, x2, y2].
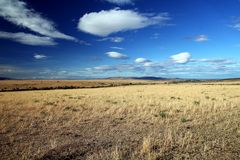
[0, 0, 240, 79]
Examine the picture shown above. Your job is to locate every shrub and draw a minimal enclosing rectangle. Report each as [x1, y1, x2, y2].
[159, 111, 167, 118]
[181, 117, 188, 123]
[33, 99, 40, 103]
[193, 101, 200, 105]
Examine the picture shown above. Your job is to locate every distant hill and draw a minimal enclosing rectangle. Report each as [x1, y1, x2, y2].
[105, 77, 240, 82]
[0, 77, 13, 80]
[106, 76, 168, 81]
[221, 78, 240, 81]
[131, 76, 168, 80]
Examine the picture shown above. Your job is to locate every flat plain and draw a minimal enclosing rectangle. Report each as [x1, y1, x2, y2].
[0, 80, 160, 92]
[0, 80, 240, 160]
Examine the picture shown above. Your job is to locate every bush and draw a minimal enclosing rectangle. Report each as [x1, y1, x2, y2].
[159, 111, 167, 118]
[181, 117, 188, 123]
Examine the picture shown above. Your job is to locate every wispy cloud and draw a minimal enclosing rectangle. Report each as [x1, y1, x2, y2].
[83, 61, 240, 79]
[190, 59, 235, 65]
[78, 8, 170, 36]
[0, 65, 19, 74]
[0, 64, 36, 79]
[34, 54, 47, 60]
[0, 65, 90, 79]
[230, 17, 240, 31]
[2, 57, 238, 79]
[89, 56, 102, 61]
[86, 64, 143, 74]
[0, 0, 76, 41]
[77, 40, 91, 46]
[110, 46, 124, 50]
[105, 51, 128, 59]
[0, 31, 57, 46]
[186, 35, 208, 42]
[171, 52, 191, 64]
[97, 37, 124, 43]
[104, 0, 134, 5]
[92, 65, 116, 71]
[135, 58, 151, 63]
[194, 35, 208, 42]
[151, 33, 160, 39]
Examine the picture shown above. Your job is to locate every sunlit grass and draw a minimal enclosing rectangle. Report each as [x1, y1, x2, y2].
[0, 83, 239, 159]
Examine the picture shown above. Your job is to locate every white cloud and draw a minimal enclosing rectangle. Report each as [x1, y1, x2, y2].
[105, 51, 128, 59]
[104, 0, 133, 5]
[0, 0, 76, 41]
[111, 46, 124, 50]
[34, 54, 47, 60]
[231, 17, 240, 31]
[78, 40, 92, 46]
[194, 35, 208, 42]
[98, 37, 124, 43]
[86, 64, 143, 74]
[190, 59, 235, 65]
[135, 58, 151, 63]
[111, 37, 124, 42]
[232, 23, 240, 30]
[78, 9, 170, 36]
[93, 65, 116, 71]
[0, 31, 57, 46]
[151, 33, 160, 39]
[0, 65, 18, 74]
[143, 62, 156, 67]
[171, 52, 191, 64]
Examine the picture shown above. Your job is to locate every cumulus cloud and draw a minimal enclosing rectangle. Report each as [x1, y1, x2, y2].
[194, 35, 208, 42]
[0, 0, 76, 40]
[98, 37, 124, 43]
[34, 54, 47, 60]
[0, 31, 57, 46]
[78, 9, 170, 36]
[104, 0, 133, 5]
[171, 52, 191, 64]
[135, 58, 151, 63]
[105, 51, 128, 59]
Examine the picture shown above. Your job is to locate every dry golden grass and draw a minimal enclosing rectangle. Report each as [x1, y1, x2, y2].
[0, 80, 160, 91]
[0, 83, 240, 159]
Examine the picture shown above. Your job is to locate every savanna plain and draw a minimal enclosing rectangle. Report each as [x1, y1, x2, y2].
[0, 80, 240, 160]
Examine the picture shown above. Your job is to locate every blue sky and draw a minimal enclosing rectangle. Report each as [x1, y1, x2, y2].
[0, 0, 240, 79]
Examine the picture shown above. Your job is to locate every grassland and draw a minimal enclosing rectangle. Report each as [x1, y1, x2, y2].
[0, 80, 160, 92]
[0, 81, 240, 159]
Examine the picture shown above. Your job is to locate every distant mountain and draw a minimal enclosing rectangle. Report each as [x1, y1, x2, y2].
[106, 76, 169, 81]
[105, 77, 209, 82]
[0, 77, 13, 80]
[131, 76, 168, 80]
[221, 78, 240, 81]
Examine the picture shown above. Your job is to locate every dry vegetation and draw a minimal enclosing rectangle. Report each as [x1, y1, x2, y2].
[0, 82, 240, 159]
[0, 80, 160, 92]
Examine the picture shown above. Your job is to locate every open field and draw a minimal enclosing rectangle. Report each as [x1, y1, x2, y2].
[1, 79, 240, 92]
[0, 82, 240, 159]
[0, 80, 161, 92]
